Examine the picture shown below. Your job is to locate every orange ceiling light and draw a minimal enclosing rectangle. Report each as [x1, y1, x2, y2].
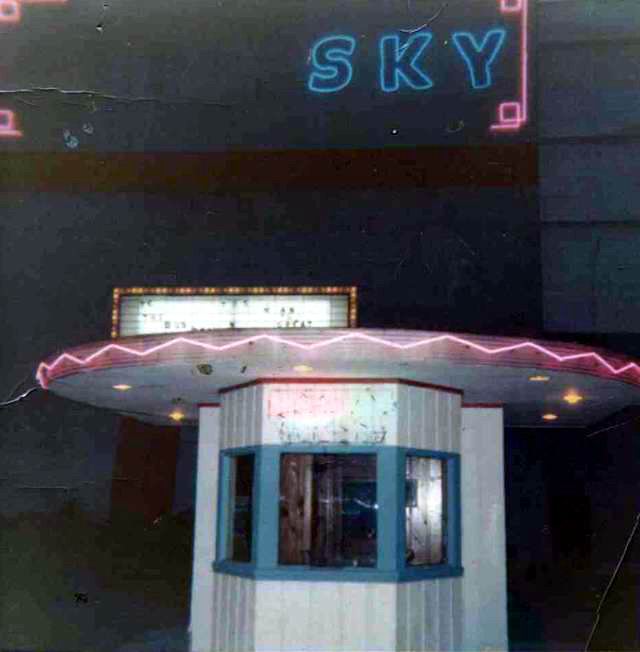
[542, 413, 558, 422]
[169, 410, 186, 422]
[563, 390, 584, 405]
[529, 375, 550, 382]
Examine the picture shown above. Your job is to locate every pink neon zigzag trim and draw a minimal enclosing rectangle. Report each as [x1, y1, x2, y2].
[36, 332, 640, 389]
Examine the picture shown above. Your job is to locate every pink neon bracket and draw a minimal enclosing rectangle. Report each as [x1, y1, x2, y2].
[0, 0, 68, 142]
[0, 110, 22, 137]
[491, 0, 528, 132]
[0, 0, 67, 25]
[500, 0, 522, 13]
[0, 0, 20, 22]
[0, 3, 21, 139]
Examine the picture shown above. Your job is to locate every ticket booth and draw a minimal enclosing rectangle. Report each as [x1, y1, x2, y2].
[36, 286, 640, 651]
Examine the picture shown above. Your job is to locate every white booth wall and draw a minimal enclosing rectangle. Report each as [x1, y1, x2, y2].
[190, 382, 506, 652]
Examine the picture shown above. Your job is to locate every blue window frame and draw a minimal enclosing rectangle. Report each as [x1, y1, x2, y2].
[214, 445, 462, 583]
[400, 448, 462, 581]
[215, 447, 260, 568]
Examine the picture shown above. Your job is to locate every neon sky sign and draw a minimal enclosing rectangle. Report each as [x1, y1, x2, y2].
[307, 0, 529, 133]
[309, 30, 507, 94]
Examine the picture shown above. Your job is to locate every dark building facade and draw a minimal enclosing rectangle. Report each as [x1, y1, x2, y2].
[1, 9, 640, 642]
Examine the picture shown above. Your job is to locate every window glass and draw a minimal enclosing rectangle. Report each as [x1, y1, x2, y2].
[228, 454, 255, 562]
[405, 456, 447, 566]
[279, 454, 377, 567]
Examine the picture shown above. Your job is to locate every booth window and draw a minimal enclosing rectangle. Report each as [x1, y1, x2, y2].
[405, 455, 447, 566]
[215, 446, 461, 582]
[279, 453, 377, 567]
[227, 454, 255, 562]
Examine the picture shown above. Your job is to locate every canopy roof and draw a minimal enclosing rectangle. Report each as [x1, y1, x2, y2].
[38, 329, 640, 427]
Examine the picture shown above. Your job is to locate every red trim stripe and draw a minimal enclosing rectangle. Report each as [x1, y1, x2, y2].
[0, 147, 537, 192]
[219, 377, 463, 396]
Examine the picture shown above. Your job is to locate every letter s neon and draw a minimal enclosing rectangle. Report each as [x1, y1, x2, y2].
[308, 35, 356, 93]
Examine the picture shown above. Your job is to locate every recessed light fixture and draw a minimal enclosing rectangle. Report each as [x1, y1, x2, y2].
[169, 410, 185, 422]
[293, 365, 314, 373]
[563, 390, 583, 405]
[112, 384, 132, 391]
[542, 413, 558, 422]
[529, 375, 550, 382]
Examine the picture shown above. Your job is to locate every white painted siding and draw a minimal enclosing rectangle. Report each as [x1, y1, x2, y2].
[396, 385, 461, 453]
[394, 386, 464, 651]
[210, 387, 261, 652]
[395, 577, 462, 652]
[211, 573, 256, 652]
[190, 406, 220, 652]
[221, 384, 264, 448]
[191, 404, 258, 652]
[460, 407, 508, 652]
[255, 582, 396, 652]
[451, 578, 463, 651]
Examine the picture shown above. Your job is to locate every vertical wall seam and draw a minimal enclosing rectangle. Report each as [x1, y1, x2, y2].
[255, 385, 261, 444]
[221, 398, 228, 449]
[399, 385, 406, 447]
[447, 396, 453, 452]
[436, 579, 442, 652]
[211, 576, 217, 652]
[248, 386, 254, 445]
[243, 388, 250, 447]
[238, 577, 244, 652]
[438, 392, 443, 451]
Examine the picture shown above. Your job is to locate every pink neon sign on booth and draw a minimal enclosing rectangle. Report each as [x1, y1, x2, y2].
[268, 388, 348, 422]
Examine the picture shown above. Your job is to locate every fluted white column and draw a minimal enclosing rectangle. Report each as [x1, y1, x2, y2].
[460, 406, 508, 652]
[190, 405, 221, 652]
